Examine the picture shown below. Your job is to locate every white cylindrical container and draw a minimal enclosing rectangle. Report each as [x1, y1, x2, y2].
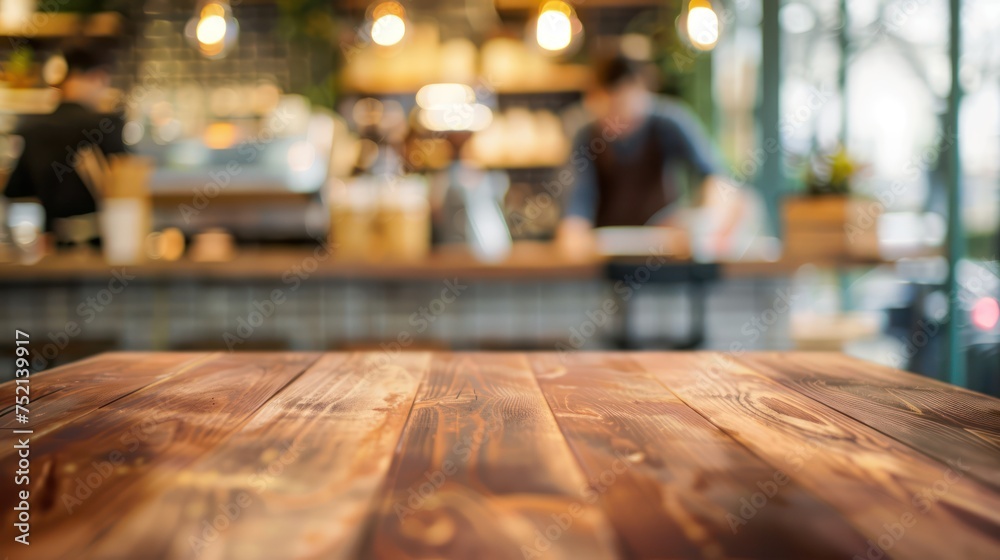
[100, 198, 148, 265]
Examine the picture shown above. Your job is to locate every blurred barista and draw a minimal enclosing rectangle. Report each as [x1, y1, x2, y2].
[556, 54, 743, 258]
[3, 46, 126, 248]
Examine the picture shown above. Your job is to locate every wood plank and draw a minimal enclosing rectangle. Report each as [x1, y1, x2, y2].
[529, 353, 869, 559]
[740, 352, 1000, 493]
[363, 353, 621, 560]
[0, 352, 319, 560]
[80, 352, 430, 560]
[0, 352, 115, 418]
[0, 353, 213, 447]
[633, 353, 1000, 560]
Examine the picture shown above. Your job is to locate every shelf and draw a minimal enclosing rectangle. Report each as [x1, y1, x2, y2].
[494, 0, 664, 8]
[0, 243, 603, 282]
[0, 12, 122, 40]
[340, 0, 663, 8]
[494, 86, 586, 95]
[485, 162, 564, 171]
[0, 87, 60, 114]
[342, 84, 587, 97]
[341, 66, 591, 97]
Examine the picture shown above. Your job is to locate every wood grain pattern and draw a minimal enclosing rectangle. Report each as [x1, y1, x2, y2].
[0, 352, 158, 418]
[529, 353, 869, 559]
[633, 353, 1000, 560]
[364, 353, 621, 560]
[0, 352, 319, 560]
[0, 353, 212, 448]
[81, 352, 429, 560]
[740, 352, 1000, 493]
[2, 351, 999, 560]
[0, 353, 104, 417]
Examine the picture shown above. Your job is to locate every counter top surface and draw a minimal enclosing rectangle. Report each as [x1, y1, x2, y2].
[0, 242, 895, 282]
[2, 351, 998, 559]
[0, 243, 599, 281]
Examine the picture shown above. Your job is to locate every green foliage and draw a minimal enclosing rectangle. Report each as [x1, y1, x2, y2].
[803, 145, 863, 196]
[642, 5, 715, 127]
[276, 0, 337, 43]
[276, 0, 340, 108]
[2, 47, 37, 88]
[7, 46, 34, 74]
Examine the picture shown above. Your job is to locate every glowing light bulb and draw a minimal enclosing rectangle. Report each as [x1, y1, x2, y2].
[197, 14, 228, 45]
[687, 4, 719, 51]
[185, 2, 239, 59]
[536, 8, 573, 51]
[372, 14, 406, 46]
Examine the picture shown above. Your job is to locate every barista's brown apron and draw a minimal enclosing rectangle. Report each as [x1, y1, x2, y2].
[592, 119, 677, 228]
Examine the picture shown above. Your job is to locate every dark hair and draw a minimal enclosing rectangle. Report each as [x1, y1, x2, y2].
[62, 45, 113, 75]
[594, 54, 644, 89]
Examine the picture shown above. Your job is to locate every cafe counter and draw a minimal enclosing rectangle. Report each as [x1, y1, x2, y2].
[0, 242, 913, 370]
[0, 243, 599, 282]
[0, 242, 890, 282]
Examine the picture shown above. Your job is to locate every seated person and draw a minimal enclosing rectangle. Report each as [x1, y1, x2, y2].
[3, 45, 126, 247]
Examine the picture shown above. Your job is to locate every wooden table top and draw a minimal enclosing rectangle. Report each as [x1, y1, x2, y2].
[2, 352, 999, 559]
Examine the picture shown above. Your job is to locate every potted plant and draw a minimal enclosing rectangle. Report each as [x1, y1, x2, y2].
[784, 146, 877, 260]
[0, 47, 38, 89]
[804, 145, 859, 196]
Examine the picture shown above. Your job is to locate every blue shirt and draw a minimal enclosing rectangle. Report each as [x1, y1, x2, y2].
[564, 98, 720, 224]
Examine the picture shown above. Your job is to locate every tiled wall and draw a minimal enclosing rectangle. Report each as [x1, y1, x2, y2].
[128, 1, 299, 92]
[0, 276, 793, 377]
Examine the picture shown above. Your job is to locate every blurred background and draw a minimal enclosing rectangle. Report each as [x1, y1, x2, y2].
[0, 0, 997, 394]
